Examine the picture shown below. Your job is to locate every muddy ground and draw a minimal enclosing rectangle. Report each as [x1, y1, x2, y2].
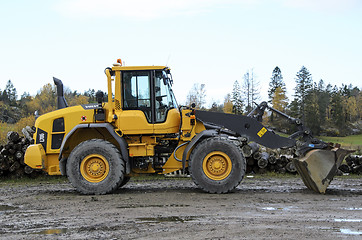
[0, 175, 361, 239]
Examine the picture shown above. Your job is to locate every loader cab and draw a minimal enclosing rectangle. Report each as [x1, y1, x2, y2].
[111, 65, 180, 135]
[121, 68, 177, 123]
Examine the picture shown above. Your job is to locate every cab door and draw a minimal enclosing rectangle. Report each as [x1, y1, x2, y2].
[117, 70, 154, 135]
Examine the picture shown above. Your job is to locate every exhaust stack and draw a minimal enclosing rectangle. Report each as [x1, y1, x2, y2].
[53, 77, 68, 109]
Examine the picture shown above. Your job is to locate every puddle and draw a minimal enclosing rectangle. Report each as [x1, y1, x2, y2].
[340, 229, 362, 235]
[317, 227, 340, 232]
[334, 219, 362, 222]
[262, 207, 277, 211]
[117, 204, 190, 209]
[0, 204, 18, 215]
[344, 207, 362, 211]
[262, 206, 295, 211]
[0, 204, 18, 211]
[136, 216, 200, 223]
[35, 228, 67, 235]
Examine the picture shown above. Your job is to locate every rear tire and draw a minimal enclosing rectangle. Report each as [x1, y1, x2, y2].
[66, 139, 125, 195]
[189, 137, 246, 193]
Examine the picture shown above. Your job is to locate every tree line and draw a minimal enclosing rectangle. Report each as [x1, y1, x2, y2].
[186, 66, 361, 136]
[0, 81, 96, 123]
[0, 66, 361, 139]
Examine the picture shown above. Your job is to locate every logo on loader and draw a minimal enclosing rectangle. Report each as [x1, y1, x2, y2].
[39, 133, 45, 142]
[81, 116, 87, 121]
[257, 127, 267, 137]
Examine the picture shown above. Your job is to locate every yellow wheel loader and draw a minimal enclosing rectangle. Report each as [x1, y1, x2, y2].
[24, 60, 352, 194]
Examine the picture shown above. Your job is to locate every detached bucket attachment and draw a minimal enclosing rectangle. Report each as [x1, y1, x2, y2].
[293, 147, 354, 194]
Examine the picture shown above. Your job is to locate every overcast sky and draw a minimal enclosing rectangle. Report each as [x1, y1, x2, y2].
[1, 0, 361, 107]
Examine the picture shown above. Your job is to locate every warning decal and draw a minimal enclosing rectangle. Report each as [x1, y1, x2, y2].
[257, 127, 267, 138]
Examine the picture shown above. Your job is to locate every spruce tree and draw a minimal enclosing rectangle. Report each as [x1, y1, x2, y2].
[316, 79, 330, 126]
[3, 80, 17, 106]
[268, 66, 286, 103]
[231, 80, 243, 114]
[330, 86, 344, 134]
[293, 66, 313, 122]
[305, 83, 321, 135]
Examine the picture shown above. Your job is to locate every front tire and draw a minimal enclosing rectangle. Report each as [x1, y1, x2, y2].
[189, 137, 246, 193]
[66, 139, 125, 194]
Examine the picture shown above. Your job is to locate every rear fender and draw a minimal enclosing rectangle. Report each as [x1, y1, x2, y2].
[59, 123, 130, 175]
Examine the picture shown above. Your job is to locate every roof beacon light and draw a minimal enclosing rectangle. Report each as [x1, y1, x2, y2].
[117, 59, 123, 66]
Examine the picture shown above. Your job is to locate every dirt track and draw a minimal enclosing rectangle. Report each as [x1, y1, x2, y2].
[0, 175, 361, 239]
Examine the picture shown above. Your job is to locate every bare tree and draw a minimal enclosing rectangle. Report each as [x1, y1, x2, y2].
[250, 70, 260, 109]
[185, 83, 206, 109]
[242, 69, 259, 113]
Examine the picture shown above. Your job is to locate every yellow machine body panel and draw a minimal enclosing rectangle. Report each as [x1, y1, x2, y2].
[25, 105, 102, 175]
[153, 108, 180, 134]
[24, 145, 61, 175]
[33, 105, 96, 153]
[24, 144, 46, 169]
[116, 110, 154, 135]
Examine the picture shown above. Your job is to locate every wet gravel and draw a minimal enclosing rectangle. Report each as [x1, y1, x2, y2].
[0, 175, 361, 239]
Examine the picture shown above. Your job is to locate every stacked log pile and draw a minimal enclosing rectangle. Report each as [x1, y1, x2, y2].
[242, 142, 299, 175]
[1, 128, 360, 178]
[242, 142, 361, 175]
[0, 127, 43, 178]
[339, 155, 362, 174]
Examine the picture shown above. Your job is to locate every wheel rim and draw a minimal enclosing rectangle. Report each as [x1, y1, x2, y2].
[80, 154, 109, 183]
[202, 151, 232, 180]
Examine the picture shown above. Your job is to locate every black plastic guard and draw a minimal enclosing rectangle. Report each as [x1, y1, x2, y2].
[195, 110, 296, 149]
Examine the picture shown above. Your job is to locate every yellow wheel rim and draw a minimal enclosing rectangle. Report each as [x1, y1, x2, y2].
[202, 151, 232, 181]
[80, 154, 109, 183]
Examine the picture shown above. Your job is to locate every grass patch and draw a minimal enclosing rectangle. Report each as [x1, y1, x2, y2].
[318, 134, 362, 149]
[275, 132, 362, 151]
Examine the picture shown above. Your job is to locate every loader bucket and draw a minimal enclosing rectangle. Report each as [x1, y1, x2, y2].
[292, 147, 354, 194]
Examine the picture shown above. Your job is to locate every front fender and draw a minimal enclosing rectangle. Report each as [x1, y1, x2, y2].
[181, 129, 219, 170]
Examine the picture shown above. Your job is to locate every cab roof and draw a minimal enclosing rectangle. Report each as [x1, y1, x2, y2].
[111, 65, 169, 71]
